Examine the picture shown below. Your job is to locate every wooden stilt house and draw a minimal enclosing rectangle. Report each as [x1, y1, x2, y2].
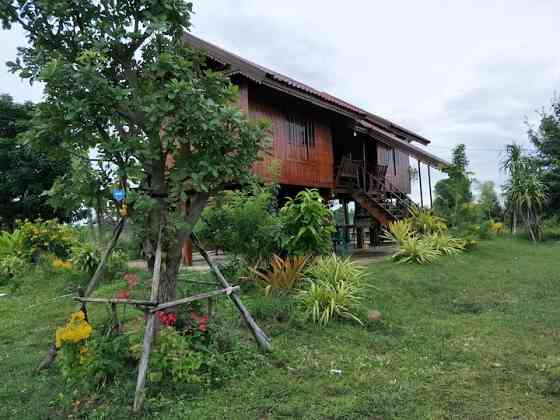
[183, 34, 447, 254]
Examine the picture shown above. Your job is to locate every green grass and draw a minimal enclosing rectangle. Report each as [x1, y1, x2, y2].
[2, 237, 560, 419]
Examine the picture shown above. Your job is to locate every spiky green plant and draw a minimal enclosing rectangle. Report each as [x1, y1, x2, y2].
[71, 242, 101, 275]
[408, 207, 448, 234]
[393, 237, 441, 264]
[425, 233, 465, 255]
[298, 256, 364, 325]
[381, 219, 414, 244]
[0, 230, 27, 259]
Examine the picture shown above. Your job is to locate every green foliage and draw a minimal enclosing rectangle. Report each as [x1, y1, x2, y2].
[196, 184, 282, 267]
[59, 333, 131, 390]
[1, 0, 269, 302]
[502, 144, 547, 241]
[434, 144, 474, 225]
[393, 237, 441, 264]
[71, 242, 100, 275]
[0, 255, 26, 285]
[280, 189, 335, 256]
[408, 207, 447, 234]
[0, 229, 26, 259]
[477, 181, 502, 220]
[381, 219, 413, 244]
[0, 94, 74, 229]
[529, 96, 560, 215]
[251, 255, 309, 295]
[134, 327, 204, 385]
[298, 256, 364, 325]
[425, 233, 465, 255]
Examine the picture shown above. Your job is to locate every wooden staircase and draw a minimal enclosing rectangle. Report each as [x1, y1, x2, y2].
[335, 158, 414, 226]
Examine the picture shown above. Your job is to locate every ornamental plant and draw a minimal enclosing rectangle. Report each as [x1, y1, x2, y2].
[17, 219, 76, 260]
[280, 189, 335, 256]
[298, 256, 364, 325]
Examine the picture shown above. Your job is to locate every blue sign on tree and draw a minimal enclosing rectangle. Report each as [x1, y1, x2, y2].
[112, 189, 125, 202]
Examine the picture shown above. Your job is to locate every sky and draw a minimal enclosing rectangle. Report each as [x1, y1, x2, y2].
[2, 0, 560, 203]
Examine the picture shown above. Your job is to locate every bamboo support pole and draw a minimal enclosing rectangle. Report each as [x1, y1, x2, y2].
[150, 287, 239, 312]
[191, 233, 271, 353]
[85, 217, 126, 296]
[73, 297, 156, 306]
[133, 216, 163, 413]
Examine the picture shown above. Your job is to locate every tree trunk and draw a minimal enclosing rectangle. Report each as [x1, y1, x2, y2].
[96, 196, 104, 240]
[157, 192, 209, 304]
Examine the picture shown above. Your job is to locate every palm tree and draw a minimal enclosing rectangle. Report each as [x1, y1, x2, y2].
[502, 144, 547, 241]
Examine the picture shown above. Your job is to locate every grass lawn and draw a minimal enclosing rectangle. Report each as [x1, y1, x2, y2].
[1, 237, 560, 419]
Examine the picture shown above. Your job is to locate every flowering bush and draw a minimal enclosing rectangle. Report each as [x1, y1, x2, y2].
[55, 311, 92, 348]
[52, 258, 73, 270]
[18, 219, 76, 260]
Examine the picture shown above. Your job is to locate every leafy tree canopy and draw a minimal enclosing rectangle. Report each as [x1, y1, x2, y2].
[1, 0, 269, 301]
[433, 144, 473, 223]
[477, 180, 502, 221]
[0, 94, 74, 229]
[529, 96, 560, 214]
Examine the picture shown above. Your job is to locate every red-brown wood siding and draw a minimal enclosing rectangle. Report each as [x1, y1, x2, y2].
[377, 145, 411, 193]
[247, 85, 334, 188]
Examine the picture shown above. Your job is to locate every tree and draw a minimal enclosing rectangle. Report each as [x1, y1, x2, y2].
[477, 180, 502, 220]
[1, 1, 268, 302]
[433, 144, 473, 224]
[502, 144, 546, 241]
[0, 94, 74, 229]
[528, 96, 560, 215]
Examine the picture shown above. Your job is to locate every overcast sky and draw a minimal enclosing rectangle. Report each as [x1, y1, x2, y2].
[2, 0, 559, 202]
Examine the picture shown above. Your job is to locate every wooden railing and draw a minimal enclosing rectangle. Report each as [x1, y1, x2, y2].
[335, 157, 414, 219]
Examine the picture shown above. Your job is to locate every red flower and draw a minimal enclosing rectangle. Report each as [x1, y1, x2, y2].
[115, 290, 130, 299]
[124, 272, 140, 288]
[156, 311, 176, 327]
[190, 311, 209, 332]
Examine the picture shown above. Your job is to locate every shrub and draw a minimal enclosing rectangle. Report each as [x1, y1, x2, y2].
[490, 221, 506, 236]
[0, 229, 27, 260]
[382, 219, 413, 244]
[409, 207, 447, 234]
[393, 237, 441, 264]
[17, 219, 76, 260]
[298, 256, 364, 325]
[71, 242, 101, 275]
[280, 189, 335, 256]
[251, 255, 309, 295]
[425, 233, 465, 255]
[0, 255, 26, 284]
[196, 184, 282, 267]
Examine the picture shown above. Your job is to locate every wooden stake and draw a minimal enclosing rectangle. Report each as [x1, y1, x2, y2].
[191, 233, 271, 353]
[150, 287, 239, 312]
[133, 216, 164, 413]
[85, 217, 126, 296]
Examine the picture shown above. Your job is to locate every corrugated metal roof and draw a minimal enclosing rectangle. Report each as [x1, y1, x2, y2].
[184, 33, 435, 148]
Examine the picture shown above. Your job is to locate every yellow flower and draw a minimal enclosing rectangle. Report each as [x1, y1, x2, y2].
[55, 311, 93, 348]
[71, 311, 86, 322]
